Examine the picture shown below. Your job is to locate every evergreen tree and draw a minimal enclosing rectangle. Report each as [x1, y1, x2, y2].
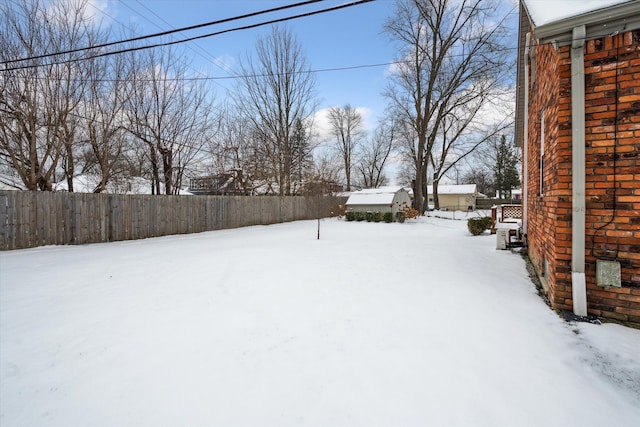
[493, 135, 520, 199]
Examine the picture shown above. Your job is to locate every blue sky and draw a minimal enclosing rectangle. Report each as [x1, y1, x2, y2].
[99, 0, 399, 131]
[91, 0, 519, 144]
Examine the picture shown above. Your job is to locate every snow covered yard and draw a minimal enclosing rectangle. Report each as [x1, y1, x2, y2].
[1, 216, 639, 426]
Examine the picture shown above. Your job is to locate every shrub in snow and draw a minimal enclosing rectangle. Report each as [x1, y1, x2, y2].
[383, 212, 393, 223]
[467, 217, 490, 235]
[372, 212, 382, 222]
[355, 212, 366, 221]
[396, 211, 406, 223]
[402, 205, 421, 219]
[480, 216, 493, 230]
[366, 211, 375, 222]
[345, 211, 356, 221]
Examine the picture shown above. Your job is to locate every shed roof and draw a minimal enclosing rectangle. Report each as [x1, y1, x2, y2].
[429, 184, 477, 195]
[346, 186, 407, 205]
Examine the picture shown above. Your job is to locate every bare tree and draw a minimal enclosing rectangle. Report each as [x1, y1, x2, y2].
[206, 102, 260, 194]
[327, 104, 365, 191]
[356, 119, 396, 188]
[384, 0, 510, 212]
[0, 0, 96, 191]
[307, 152, 342, 194]
[126, 47, 214, 195]
[429, 111, 512, 209]
[235, 25, 318, 196]
[462, 165, 494, 196]
[78, 32, 132, 193]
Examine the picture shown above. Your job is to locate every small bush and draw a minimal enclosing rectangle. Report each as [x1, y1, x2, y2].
[480, 216, 493, 230]
[467, 217, 487, 235]
[345, 211, 355, 221]
[365, 211, 374, 222]
[383, 212, 393, 223]
[396, 211, 406, 223]
[372, 212, 382, 222]
[355, 211, 366, 221]
[402, 205, 421, 219]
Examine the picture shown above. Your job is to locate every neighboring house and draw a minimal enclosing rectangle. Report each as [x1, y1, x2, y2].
[427, 184, 478, 211]
[494, 189, 522, 200]
[189, 171, 248, 195]
[298, 180, 344, 195]
[512, 189, 522, 201]
[516, 0, 640, 325]
[345, 186, 411, 215]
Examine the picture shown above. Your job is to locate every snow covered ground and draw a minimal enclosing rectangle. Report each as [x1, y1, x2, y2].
[1, 216, 639, 426]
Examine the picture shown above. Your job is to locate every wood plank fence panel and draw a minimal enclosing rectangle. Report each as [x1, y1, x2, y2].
[0, 191, 347, 250]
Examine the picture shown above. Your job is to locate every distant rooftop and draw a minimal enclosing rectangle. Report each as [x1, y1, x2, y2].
[346, 186, 408, 205]
[429, 184, 477, 195]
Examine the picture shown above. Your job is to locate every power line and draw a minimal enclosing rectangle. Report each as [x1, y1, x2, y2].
[131, 0, 236, 76]
[1, 0, 376, 71]
[1, 0, 326, 65]
[14, 59, 410, 83]
[116, 0, 234, 91]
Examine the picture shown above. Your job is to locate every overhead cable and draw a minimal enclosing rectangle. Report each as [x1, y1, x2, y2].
[1, 0, 375, 71]
[1, 0, 326, 65]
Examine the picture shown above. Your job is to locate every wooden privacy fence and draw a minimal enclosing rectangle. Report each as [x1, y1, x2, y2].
[476, 198, 521, 210]
[0, 191, 346, 250]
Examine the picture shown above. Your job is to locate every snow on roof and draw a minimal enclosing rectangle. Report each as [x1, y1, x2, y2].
[429, 184, 477, 195]
[346, 186, 407, 205]
[523, 0, 632, 26]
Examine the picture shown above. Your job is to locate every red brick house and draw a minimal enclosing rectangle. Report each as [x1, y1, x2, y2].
[515, 0, 640, 325]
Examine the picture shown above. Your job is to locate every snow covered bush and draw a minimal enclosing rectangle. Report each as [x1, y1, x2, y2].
[467, 217, 491, 235]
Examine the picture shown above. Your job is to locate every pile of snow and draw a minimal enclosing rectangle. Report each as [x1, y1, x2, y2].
[1, 217, 639, 426]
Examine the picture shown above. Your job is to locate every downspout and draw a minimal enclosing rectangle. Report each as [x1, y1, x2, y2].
[571, 25, 587, 316]
[522, 32, 530, 235]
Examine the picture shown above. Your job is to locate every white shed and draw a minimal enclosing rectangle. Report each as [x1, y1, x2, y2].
[345, 186, 412, 215]
[427, 184, 478, 211]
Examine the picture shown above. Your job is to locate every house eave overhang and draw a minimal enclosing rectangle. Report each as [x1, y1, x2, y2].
[534, 2, 640, 45]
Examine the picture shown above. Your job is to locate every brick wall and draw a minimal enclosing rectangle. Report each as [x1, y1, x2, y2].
[583, 31, 640, 324]
[526, 29, 640, 326]
[525, 38, 565, 312]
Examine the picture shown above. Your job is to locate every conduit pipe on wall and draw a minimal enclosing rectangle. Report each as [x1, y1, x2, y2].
[523, 32, 530, 235]
[570, 25, 587, 316]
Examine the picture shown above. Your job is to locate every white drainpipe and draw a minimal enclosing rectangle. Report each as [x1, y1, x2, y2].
[571, 25, 587, 316]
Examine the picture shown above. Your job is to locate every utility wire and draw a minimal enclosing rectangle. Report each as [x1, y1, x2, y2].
[116, 0, 233, 91]
[1, 0, 326, 65]
[2, 0, 376, 71]
[131, 0, 237, 76]
[14, 60, 405, 82]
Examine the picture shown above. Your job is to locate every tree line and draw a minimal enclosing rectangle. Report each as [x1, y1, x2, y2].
[1, 0, 518, 207]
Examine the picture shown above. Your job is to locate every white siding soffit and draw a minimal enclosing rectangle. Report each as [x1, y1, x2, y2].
[522, 0, 640, 44]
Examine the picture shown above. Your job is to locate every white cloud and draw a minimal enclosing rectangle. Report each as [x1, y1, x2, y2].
[312, 105, 374, 147]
